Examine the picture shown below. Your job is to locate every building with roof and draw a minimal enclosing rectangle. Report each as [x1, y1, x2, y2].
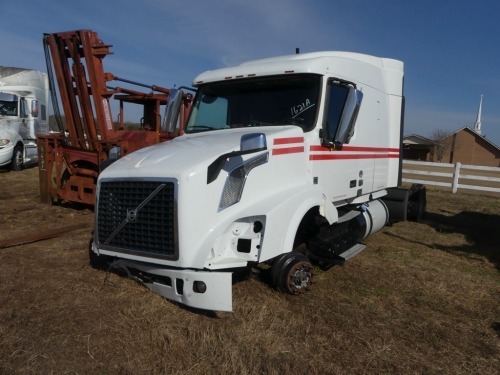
[403, 134, 435, 161]
[403, 96, 500, 167]
[434, 127, 500, 167]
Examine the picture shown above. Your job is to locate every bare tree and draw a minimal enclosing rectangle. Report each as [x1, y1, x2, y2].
[429, 129, 453, 162]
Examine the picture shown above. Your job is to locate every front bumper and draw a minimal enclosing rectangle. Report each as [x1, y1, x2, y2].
[0, 144, 14, 167]
[109, 258, 233, 312]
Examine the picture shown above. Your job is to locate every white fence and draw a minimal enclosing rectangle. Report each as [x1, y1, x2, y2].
[402, 160, 500, 194]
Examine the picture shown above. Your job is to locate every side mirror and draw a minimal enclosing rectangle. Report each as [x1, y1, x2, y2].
[31, 100, 39, 118]
[207, 133, 267, 184]
[162, 89, 183, 133]
[335, 89, 363, 144]
[240, 133, 267, 152]
[322, 83, 363, 148]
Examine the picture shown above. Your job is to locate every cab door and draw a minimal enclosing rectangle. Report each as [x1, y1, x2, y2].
[311, 79, 365, 203]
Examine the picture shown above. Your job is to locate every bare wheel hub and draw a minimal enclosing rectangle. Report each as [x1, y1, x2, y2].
[285, 261, 313, 294]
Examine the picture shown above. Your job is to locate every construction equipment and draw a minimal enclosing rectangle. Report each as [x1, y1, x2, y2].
[36, 30, 192, 205]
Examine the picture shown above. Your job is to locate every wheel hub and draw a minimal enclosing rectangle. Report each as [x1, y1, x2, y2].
[287, 261, 312, 294]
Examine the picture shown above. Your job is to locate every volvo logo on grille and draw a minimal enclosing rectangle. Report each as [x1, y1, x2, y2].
[126, 208, 138, 223]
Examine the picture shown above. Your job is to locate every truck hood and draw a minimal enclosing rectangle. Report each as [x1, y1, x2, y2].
[102, 126, 304, 179]
[0, 118, 20, 141]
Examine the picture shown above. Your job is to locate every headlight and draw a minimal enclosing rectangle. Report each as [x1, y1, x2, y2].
[219, 153, 268, 211]
[0, 139, 11, 147]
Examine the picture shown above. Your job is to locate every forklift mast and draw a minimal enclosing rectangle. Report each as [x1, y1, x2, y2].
[37, 29, 191, 205]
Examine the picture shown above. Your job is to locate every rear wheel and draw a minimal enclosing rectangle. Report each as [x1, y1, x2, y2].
[408, 184, 427, 221]
[271, 252, 313, 294]
[11, 145, 23, 171]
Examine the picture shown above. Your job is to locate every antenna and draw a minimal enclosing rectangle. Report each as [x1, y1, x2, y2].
[474, 95, 483, 135]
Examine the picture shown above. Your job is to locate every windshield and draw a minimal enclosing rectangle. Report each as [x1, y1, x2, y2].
[0, 100, 18, 116]
[186, 74, 321, 133]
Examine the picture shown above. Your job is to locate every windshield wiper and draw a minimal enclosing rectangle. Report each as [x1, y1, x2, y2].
[187, 125, 216, 133]
[246, 120, 280, 127]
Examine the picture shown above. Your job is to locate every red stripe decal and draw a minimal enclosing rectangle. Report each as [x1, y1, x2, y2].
[310, 145, 399, 152]
[274, 137, 304, 145]
[273, 146, 305, 155]
[310, 153, 399, 160]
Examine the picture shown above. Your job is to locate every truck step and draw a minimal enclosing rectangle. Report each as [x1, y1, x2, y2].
[338, 243, 366, 261]
[307, 242, 367, 265]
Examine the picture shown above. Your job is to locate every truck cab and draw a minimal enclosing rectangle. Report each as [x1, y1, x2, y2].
[91, 51, 413, 312]
[0, 68, 49, 171]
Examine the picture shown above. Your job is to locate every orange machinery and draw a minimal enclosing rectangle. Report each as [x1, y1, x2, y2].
[37, 30, 192, 205]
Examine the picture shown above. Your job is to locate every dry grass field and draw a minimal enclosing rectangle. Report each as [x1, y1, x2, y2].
[1, 167, 499, 375]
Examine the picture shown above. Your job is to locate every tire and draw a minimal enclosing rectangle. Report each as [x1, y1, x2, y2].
[271, 253, 291, 288]
[415, 188, 426, 221]
[11, 145, 23, 171]
[408, 184, 427, 222]
[271, 252, 313, 294]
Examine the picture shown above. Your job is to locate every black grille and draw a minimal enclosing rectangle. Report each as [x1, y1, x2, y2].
[97, 180, 177, 260]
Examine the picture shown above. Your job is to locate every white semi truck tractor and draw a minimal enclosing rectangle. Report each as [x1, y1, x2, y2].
[90, 51, 425, 312]
[0, 67, 49, 171]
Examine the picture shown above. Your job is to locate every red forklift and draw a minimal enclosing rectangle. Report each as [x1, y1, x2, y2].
[37, 29, 192, 205]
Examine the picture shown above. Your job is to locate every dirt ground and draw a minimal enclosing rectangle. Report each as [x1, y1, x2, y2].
[1, 167, 499, 375]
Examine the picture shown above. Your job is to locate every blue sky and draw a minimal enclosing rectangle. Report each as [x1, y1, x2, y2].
[2, 0, 499, 146]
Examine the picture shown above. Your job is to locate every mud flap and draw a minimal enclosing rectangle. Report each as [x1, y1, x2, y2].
[381, 187, 409, 222]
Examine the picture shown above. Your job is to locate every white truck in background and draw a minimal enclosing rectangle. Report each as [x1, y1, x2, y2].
[0, 67, 49, 171]
[90, 51, 425, 312]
